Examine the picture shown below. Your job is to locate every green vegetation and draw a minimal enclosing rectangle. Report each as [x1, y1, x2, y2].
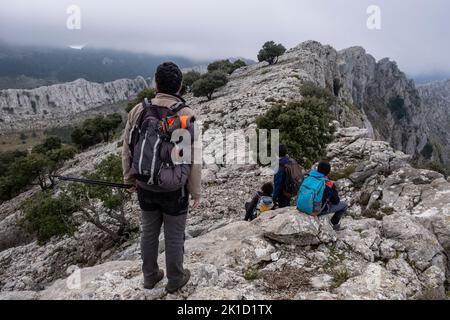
[66, 154, 135, 242]
[44, 126, 75, 144]
[413, 160, 449, 177]
[192, 71, 229, 101]
[257, 88, 335, 167]
[328, 165, 357, 181]
[207, 59, 246, 75]
[300, 81, 336, 106]
[243, 269, 259, 281]
[19, 192, 79, 245]
[71, 113, 123, 149]
[0, 136, 76, 201]
[182, 71, 201, 92]
[388, 96, 407, 120]
[126, 88, 156, 113]
[20, 133, 28, 141]
[0, 150, 27, 177]
[380, 207, 395, 215]
[257, 41, 286, 65]
[333, 78, 342, 97]
[330, 270, 350, 289]
[420, 141, 434, 160]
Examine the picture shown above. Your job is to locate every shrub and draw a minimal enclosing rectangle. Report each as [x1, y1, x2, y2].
[330, 270, 350, 289]
[126, 88, 156, 113]
[0, 150, 27, 177]
[413, 160, 448, 177]
[257, 41, 286, 65]
[243, 269, 259, 281]
[10, 153, 57, 190]
[71, 126, 101, 150]
[388, 96, 407, 120]
[67, 154, 136, 243]
[32, 136, 62, 154]
[0, 176, 18, 201]
[44, 126, 75, 144]
[20, 133, 28, 141]
[420, 141, 434, 160]
[333, 78, 342, 97]
[0, 151, 40, 201]
[192, 71, 229, 101]
[71, 113, 122, 149]
[46, 145, 77, 164]
[300, 81, 336, 106]
[183, 71, 201, 91]
[257, 97, 335, 167]
[19, 192, 79, 245]
[207, 59, 246, 75]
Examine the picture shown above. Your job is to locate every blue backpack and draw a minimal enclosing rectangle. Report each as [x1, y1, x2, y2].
[296, 170, 328, 215]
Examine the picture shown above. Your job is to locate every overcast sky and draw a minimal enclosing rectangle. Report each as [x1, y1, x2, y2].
[1, 0, 449, 77]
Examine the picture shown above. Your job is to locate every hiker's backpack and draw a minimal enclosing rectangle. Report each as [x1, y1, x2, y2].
[296, 172, 328, 215]
[129, 98, 195, 191]
[283, 160, 304, 198]
[251, 195, 274, 220]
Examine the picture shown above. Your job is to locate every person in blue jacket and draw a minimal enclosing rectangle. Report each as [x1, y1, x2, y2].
[273, 145, 292, 208]
[317, 161, 347, 231]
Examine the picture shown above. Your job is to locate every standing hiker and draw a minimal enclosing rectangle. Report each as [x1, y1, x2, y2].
[273, 145, 304, 208]
[122, 62, 201, 293]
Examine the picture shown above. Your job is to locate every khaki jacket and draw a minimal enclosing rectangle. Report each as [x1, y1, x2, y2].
[122, 93, 201, 200]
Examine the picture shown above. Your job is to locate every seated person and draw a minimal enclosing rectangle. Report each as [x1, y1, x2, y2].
[244, 182, 274, 221]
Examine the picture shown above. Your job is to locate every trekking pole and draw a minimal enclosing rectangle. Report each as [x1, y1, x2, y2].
[52, 175, 133, 189]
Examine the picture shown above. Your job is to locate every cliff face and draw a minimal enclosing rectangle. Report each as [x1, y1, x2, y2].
[276, 41, 429, 159]
[417, 80, 450, 166]
[0, 77, 148, 131]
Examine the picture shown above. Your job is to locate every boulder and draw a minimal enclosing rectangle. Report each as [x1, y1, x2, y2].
[254, 208, 336, 246]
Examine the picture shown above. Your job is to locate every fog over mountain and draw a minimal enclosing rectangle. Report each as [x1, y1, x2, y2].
[0, 42, 205, 89]
[1, 0, 450, 82]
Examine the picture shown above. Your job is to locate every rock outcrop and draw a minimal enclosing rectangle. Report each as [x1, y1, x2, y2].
[0, 77, 148, 131]
[188, 41, 439, 165]
[417, 79, 450, 167]
[1, 127, 449, 300]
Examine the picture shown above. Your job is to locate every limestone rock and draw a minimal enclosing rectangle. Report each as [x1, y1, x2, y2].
[0, 77, 147, 131]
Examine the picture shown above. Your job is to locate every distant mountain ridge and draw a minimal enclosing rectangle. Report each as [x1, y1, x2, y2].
[0, 42, 205, 89]
[0, 77, 148, 132]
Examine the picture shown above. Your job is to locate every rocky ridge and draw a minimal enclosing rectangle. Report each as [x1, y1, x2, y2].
[1, 127, 450, 300]
[1, 41, 450, 300]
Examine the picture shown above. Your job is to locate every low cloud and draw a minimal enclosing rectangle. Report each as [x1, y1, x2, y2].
[0, 0, 449, 76]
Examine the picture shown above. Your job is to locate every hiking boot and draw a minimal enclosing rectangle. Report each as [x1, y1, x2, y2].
[332, 223, 346, 231]
[143, 269, 164, 290]
[165, 269, 191, 294]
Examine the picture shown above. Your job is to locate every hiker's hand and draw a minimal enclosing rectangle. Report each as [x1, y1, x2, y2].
[192, 198, 200, 209]
[127, 186, 137, 193]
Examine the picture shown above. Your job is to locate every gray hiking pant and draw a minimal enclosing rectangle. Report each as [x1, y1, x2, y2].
[141, 209, 187, 286]
[138, 187, 189, 287]
[319, 201, 348, 225]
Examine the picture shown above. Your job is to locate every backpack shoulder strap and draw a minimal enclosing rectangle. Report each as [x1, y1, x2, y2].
[169, 102, 191, 115]
[133, 99, 154, 130]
